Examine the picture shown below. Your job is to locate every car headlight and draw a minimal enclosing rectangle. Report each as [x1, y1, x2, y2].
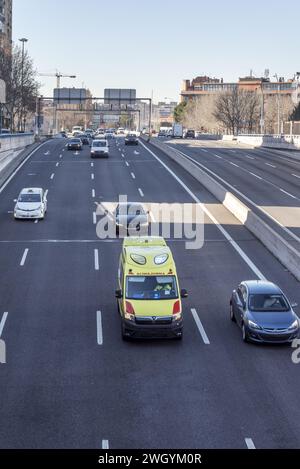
[288, 320, 299, 331]
[248, 320, 261, 330]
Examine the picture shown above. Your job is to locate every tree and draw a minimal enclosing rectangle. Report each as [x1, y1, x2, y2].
[173, 101, 187, 123]
[181, 95, 219, 133]
[214, 88, 260, 135]
[289, 102, 300, 121]
[0, 44, 40, 131]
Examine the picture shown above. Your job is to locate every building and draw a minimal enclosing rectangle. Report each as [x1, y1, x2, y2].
[181, 75, 300, 102]
[0, 0, 12, 55]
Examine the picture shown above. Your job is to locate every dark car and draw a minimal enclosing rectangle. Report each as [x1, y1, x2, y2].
[67, 138, 83, 150]
[114, 202, 149, 236]
[78, 134, 91, 145]
[184, 129, 195, 139]
[125, 134, 138, 145]
[230, 280, 299, 344]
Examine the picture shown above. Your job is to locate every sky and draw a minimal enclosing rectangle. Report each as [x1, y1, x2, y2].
[13, 0, 300, 103]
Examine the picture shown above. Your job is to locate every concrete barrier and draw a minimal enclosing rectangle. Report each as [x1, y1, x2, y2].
[222, 134, 300, 150]
[147, 138, 300, 281]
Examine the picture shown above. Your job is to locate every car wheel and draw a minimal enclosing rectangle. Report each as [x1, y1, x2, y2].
[116, 226, 119, 236]
[230, 303, 236, 322]
[242, 324, 249, 342]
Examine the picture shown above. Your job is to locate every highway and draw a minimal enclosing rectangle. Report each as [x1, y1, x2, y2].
[165, 139, 300, 243]
[0, 136, 300, 449]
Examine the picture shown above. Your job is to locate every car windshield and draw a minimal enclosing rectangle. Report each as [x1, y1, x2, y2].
[71, 139, 80, 143]
[93, 141, 106, 147]
[126, 275, 178, 300]
[117, 203, 144, 215]
[249, 294, 290, 312]
[19, 193, 41, 203]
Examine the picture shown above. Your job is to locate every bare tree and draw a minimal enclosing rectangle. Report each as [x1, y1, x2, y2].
[0, 44, 39, 131]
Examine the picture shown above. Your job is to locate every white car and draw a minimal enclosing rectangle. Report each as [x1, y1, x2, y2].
[14, 188, 47, 220]
[90, 139, 109, 158]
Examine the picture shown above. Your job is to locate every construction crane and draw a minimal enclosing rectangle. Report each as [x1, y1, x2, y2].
[38, 71, 76, 89]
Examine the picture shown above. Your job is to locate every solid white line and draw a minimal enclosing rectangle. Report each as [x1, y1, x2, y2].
[20, 248, 29, 266]
[292, 173, 300, 179]
[91, 173, 94, 180]
[280, 188, 296, 199]
[249, 172, 262, 180]
[0, 141, 48, 195]
[56, 162, 59, 167]
[245, 438, 256, 449]
[131, 172, 136, 179]
[229, 162, 239, 167]
[0, 312, 8, 337]
[92, 189, 95, 198]
[213, 154, 223, 159]
[191, 308, 210, 344]
[265, 163, 276, 168]
[97, 311, 103, 345]
[141, 141, 266, 280]
[94, 249, 99, 270]
[102, 439, 109, 449]
[50, 173, 55, 180]
[125, 161, 129, 167]
[138, 188, 144, 197]
[93, 212, 97, 224]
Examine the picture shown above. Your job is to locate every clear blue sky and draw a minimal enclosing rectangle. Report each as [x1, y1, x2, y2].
[13, 0, 300, 103]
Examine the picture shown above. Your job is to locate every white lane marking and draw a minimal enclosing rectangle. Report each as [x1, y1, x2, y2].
[94, 249, 99, 270]
[97, 311, 103, 345]
[20, 248, 29, 266]
[27, 173, 36, 176]
[213, 154, 223, 159]
[62, 149, 65, 152]
[50, 173, 55, 180]
[56, 162, 59, 167]
[44, 190, 49, 198]
[93, 212, 97, 224]
[0, 141, 48, 195]
[141, 141, 266, 280]
[138, 188, 144, 197]
[102, 439, 109, 449]
[0, 312, 8, 337]
[91, 162, 94, 167]
[91, 173, 95, 180]
[292, 173, 300, 179]
[245, 438, 256, 449]
[245, 154, 255, 160]
[74, 151, 79, 156]
[229, 150, 236, 153]
[229, 162, 239, 167]
[249, 172, 262, 180]
[34, 219, 39, 224]
[172, 146, 300, 245]
[191, 308, 210, 344]
[121, 153, 125, 158]
[44, 151, 50, 156]
[131, 172, 136, 179]
[92, 189, 95, 198]
[134, 150, 140, 155]
[125, 161, 129, 167]
[119, 148, 121, 152]
[265, 163, 276, 168]
[280, 188, 297, 199]
[201, 149, 208, 152]
[59, 154, 62, 158]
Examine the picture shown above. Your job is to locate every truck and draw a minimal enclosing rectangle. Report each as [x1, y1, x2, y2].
[172, 123, 183, 138]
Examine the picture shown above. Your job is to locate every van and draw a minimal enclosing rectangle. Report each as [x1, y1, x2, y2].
[115, 237, 188, 340]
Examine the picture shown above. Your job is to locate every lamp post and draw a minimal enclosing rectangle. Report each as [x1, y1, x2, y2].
[19, 38, 28, 132]
[273, 73, 281, 135]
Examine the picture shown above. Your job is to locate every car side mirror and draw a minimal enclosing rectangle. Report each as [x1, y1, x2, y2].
[115, 289, 122, 299]
[181, 289, 188, 298]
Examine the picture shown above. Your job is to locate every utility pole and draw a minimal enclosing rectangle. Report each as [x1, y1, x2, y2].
[19, 37, 28, 132]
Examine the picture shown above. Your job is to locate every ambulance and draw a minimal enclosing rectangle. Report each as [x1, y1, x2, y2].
[115, 237, 188, 340]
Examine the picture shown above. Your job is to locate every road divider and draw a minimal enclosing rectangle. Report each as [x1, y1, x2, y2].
[145, 138, 300, 281]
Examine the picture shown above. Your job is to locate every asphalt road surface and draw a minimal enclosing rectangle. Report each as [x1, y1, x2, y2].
[0, 136, 300, 449]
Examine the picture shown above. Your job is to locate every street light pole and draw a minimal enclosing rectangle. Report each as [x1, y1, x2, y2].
[19, 38, 28, 133]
